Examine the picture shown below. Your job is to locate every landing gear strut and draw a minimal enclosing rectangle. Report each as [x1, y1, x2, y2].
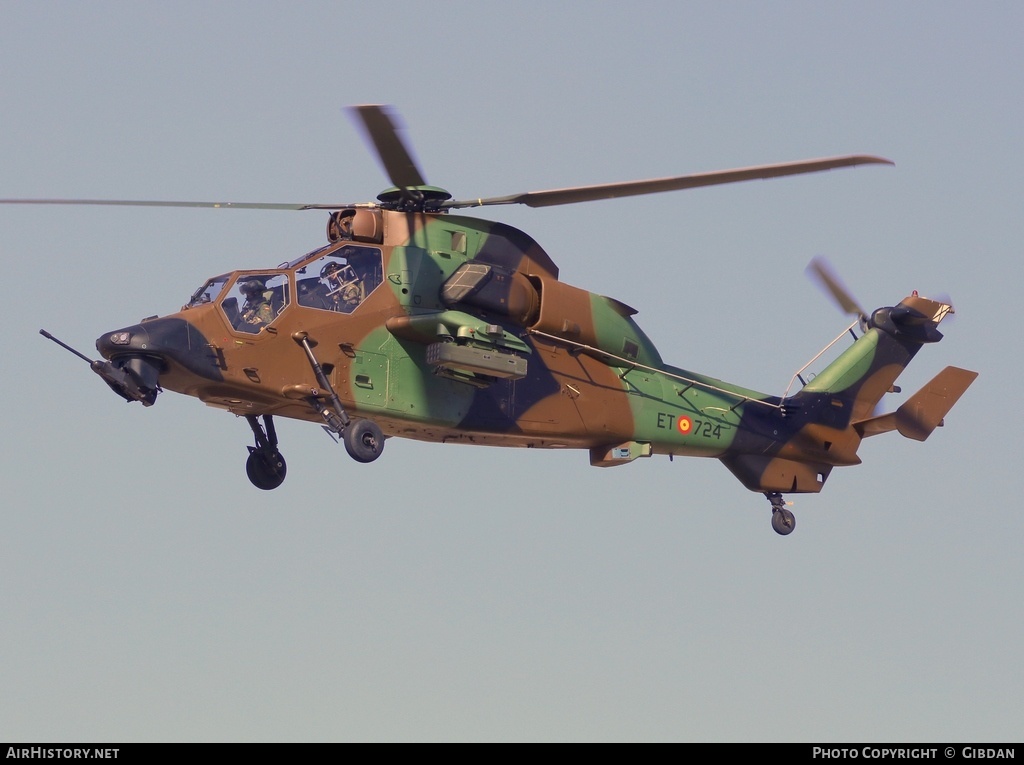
[293, 331, 385, 464]
[766, 492, 796, 536]
[245, 414, 287, 490]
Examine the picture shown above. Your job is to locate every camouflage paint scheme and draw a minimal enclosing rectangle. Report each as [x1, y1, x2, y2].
[19, 106, 975, 532]
[95, 205, 976, 500]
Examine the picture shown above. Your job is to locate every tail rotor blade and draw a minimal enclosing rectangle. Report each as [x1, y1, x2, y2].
[806, 256, 867, 322]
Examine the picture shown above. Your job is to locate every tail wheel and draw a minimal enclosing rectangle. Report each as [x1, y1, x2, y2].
[343, 419, 385, 463]
[771, 508, 796, 536]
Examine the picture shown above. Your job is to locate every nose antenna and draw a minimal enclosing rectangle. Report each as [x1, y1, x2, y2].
[39, 328, 158, 406]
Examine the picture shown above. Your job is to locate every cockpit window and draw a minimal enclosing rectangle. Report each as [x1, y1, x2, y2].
[285, 244, 333, 269]
[221, 272, 291, 334]
[295, 245, 383, 314]
[187, 274, 230, 308]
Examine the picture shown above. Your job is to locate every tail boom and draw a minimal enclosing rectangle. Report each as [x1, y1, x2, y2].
[718, 292, 976, 497]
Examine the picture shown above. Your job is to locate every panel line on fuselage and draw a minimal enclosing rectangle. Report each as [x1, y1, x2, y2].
[526, 328, 783, 412]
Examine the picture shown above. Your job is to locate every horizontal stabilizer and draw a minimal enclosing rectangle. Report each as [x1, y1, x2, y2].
[855, 366, 977, 441]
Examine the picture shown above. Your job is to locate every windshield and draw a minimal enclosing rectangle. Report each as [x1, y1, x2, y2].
[186, 274, 230, 308]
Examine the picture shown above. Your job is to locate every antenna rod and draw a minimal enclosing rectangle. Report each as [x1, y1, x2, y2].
[40, 329, 95, 364]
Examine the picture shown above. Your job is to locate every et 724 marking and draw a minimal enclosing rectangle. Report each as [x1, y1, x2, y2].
[656, 412, 725, 439]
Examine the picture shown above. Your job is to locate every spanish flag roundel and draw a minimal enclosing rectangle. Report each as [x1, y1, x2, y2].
[677, 416, 692, 435]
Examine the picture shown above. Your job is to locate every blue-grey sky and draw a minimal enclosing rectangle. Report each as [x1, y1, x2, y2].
[2, 1, 1020, 742]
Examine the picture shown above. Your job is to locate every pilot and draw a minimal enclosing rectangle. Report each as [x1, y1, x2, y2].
[321, 261, 363, 312]
[239, 280, 275, 327]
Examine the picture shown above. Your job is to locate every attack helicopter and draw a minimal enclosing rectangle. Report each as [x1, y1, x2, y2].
[11, 105, 976, 535]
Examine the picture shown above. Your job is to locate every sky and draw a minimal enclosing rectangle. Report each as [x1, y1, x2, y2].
[1, 1, 1021, 743]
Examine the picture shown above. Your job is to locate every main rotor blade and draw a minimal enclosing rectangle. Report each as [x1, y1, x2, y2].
[349, 104, 428, 190]
[446, 155, 893, 209]
[0, 199, 341, 210]
[806, 256, 867, 320]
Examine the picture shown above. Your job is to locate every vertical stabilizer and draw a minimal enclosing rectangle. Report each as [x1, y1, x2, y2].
[799, 294, 954, 422]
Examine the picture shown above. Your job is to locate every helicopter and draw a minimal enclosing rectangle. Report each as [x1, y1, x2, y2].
[10, 105, 977, 535]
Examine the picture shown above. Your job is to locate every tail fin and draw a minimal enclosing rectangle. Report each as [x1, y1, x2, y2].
[854, 366, 977, 441]
[798, 293, 956, 422]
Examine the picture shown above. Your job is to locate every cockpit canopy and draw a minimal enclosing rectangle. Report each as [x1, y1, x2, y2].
[294, 244, 383, 315]
[222, 272, 291, 334]
[184, 243, 385, 334]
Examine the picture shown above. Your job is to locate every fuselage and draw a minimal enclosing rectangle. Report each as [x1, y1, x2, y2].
[95, 209, 790, 458]
[98, 207, 944, 493]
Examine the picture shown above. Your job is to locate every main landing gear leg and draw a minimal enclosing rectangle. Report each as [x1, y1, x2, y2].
[245, 414, 287, 490]
[766, 492, 796, 536]
[292, 331, 385, 464]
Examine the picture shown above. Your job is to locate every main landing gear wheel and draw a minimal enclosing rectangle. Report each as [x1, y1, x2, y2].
[771, 507, 796, 536]
[244, 413, 287, 490]
[246, 448, 287, 490]
[343, 419, 385, 463]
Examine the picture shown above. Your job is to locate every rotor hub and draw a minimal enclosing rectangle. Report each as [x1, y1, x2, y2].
[375, 185, 452, 212]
